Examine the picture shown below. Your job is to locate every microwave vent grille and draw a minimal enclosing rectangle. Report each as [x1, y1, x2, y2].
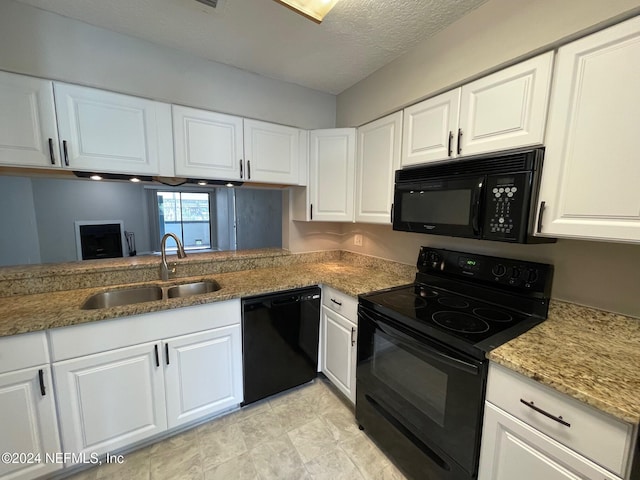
[396, 151, 536, 182]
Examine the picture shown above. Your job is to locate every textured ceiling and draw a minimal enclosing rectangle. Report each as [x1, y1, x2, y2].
[15, 0, 488, 94]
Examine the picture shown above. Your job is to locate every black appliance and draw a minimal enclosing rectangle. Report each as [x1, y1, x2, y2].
[78, 223, 124, 260]
[356, 247, 553, 480]
[392, 148, 554, 243]
[242, 286, 321, 405]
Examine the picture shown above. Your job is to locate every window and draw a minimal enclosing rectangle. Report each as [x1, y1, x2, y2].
[155, 191, 213, 251]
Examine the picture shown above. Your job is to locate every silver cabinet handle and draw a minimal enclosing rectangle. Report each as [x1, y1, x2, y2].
[351, 327, 356, 346]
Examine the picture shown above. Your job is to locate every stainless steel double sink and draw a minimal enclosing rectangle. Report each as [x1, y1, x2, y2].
[81, 280, 221, 310]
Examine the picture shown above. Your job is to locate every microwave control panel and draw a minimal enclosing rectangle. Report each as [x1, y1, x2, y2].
[482, 173, 530, 242]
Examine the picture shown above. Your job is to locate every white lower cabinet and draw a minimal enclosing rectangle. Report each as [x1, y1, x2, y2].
[0, 366, 62, 480]
[479, 403, 623, 480]
[50, 300, 243, 465]
[0, 332, 61, 480]
[479, 363, 634, 480]
[321, 286, 357, 403]
[53, 342, 168, 460]
[164, 325, 243, 429]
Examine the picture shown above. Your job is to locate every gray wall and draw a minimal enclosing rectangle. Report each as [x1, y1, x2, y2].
[0, 176, 41, 266]
[336, 0, 640, 126]
[30, 177, 150, 263]
[236, 189, 282, 250]
[0, 0, 336, 130]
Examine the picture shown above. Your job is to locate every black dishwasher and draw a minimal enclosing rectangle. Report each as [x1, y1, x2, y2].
[242, 286, 321, 405]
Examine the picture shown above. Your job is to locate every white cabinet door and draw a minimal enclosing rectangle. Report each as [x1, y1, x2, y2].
[0, 366, 62, 480]
[309, 128, 356, 222]
[356, 112, 402, 224]
[0, 72, 59, 168]
[536, 16, 640, 243]
[54, 83, 170, 175]
[478, 403, 623, 480]
[458, 52, 553, 157]
[53, 342, 167, 462]
[243, 119, 300, 184]
[173, 105, 244, 181]
[321, 306, 357, 403]
[164, 325, 243, 429]
[401, 89, 460, 166]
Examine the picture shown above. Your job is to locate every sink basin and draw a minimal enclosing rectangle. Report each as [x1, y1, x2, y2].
[167, 280, 221, 299]
[82, 286, 163, 310]
[81, 280, 221, 309]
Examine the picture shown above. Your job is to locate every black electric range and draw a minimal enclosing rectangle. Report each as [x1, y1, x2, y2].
[356, 247, 553, 480]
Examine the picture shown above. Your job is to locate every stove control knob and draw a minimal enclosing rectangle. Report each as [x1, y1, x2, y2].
[427, 252, 441, 269]
[510, 267, 521, 278]
[525, 269, 538, 283]
[492, 264, 506, 277]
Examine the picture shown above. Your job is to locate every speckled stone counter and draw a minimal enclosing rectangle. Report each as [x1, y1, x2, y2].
[0, 258, 414, 337]
[489, 301, 640, 424]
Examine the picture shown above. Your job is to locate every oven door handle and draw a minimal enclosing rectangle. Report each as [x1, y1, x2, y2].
[360, 309, 480, 375]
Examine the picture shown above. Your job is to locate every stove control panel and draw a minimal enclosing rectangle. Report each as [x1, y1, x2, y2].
[418, 247, 553, 295]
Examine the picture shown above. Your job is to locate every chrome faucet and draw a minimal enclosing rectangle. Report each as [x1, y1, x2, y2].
[160, 233, 187, 281]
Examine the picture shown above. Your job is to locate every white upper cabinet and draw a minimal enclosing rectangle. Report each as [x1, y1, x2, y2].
[308, 128, 356, 222]
[458, 52, 553, 156]
[401, 52, 553, 167]
[401, 90, 460, 166]
[0, 71, 59, 168]
[243, 119, 300, 184]
[54, 83, 173, 176]
[536, 16, 640, 243]
[173, 105, 244, 181]
[356, 112, 402, 223]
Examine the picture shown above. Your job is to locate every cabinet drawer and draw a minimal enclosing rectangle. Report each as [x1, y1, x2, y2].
[322, 286, 357, 321]
[486, 363, 633, 476]
[0, 331, 49, 374]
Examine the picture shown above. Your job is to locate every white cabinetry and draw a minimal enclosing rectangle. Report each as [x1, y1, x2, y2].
[164, 326, 243, 429]
[308, 128, 356, 222]
[402, 89, 460, 167]
[0, 332, 62, 480]
[53, 342, 167, 458]
[401, 52, 553, 166]
[0, 71, 59, 168]
[321, 286, 358, 403]
[54, 83, 173, 176]
[173, 106, 302, 185]
[50, 300, 242, 463]
[479, 363, 635, 480]
[243, 119, 300, 184]
[356, 112, 402, 224]
[172, 105, 244, 181]
[536, 16, 640, 243]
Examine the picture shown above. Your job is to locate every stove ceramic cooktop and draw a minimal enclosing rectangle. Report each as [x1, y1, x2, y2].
[360, 282, 542, 358]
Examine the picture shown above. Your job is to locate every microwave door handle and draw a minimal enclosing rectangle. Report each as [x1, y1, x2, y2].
[471, 180, 483, 236]
[359, 309, 479, 375]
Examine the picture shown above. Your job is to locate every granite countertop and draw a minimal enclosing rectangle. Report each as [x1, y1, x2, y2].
[489, 301, 640, 424]
[2, 255, 639, 426]
[0, 261, 412, 337]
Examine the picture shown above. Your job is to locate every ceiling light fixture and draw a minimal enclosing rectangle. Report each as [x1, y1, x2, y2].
[273, 0, 340, 24]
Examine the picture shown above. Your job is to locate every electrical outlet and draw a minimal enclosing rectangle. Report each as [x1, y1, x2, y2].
[354, 234, 363, 246]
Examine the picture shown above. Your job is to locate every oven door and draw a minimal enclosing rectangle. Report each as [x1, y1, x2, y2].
[356, 305, 486, 480]
[393, 175, 484, 238]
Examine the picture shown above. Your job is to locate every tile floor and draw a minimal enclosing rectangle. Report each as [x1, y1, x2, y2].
[65, 377, 407, 480]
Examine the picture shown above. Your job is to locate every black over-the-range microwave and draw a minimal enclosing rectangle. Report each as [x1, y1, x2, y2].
[392, 148, 556, 243]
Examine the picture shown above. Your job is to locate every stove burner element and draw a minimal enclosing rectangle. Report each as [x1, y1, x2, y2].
[432, 312, 490, 333]
[417, 287, 438, 298]
[473, 308, 513, 323]
[437, 297, 470, 309]
[382, 293, 427, 310]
